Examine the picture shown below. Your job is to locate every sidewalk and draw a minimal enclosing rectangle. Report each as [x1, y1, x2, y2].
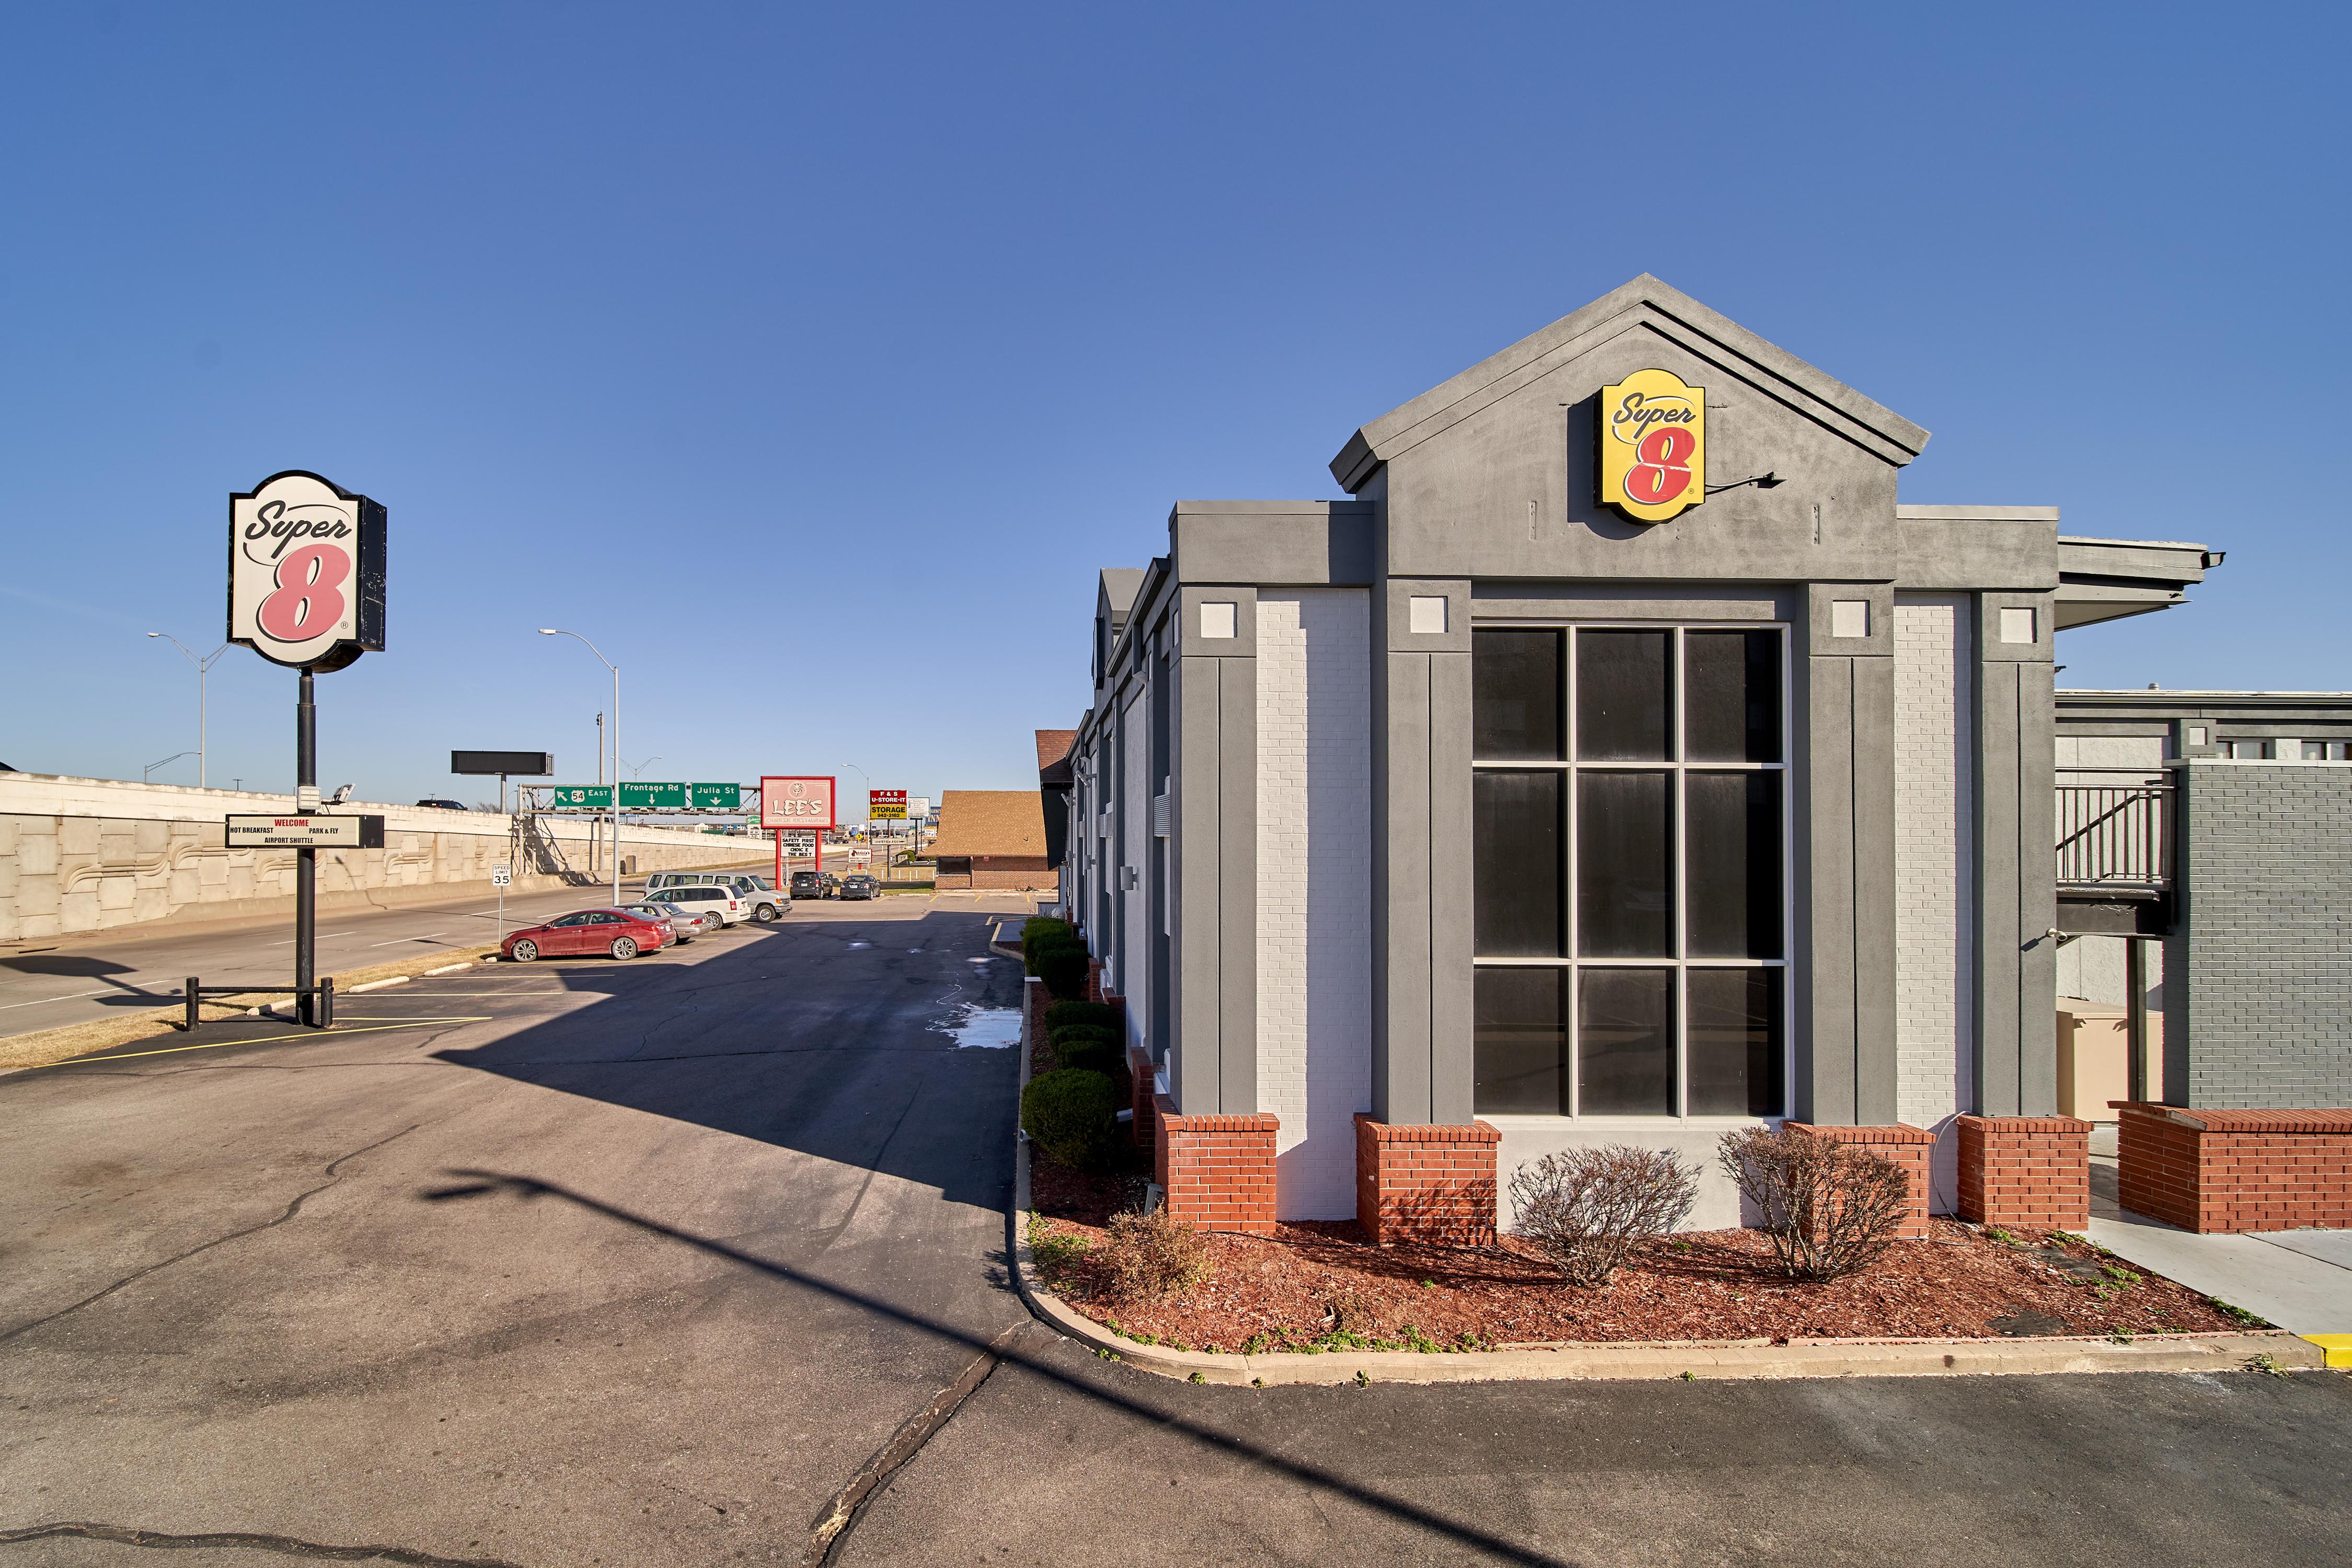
[2088, 1148, 2352, 1353]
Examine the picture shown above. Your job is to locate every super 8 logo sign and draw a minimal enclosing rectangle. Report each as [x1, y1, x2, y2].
[1598, 369, 1707, 524]
[228, 471, 387, 671]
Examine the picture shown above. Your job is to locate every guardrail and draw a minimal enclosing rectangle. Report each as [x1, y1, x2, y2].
[2056, 771, 2171, 892]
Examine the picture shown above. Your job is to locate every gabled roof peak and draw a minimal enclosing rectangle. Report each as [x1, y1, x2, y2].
[1330, 274, 1930, 491]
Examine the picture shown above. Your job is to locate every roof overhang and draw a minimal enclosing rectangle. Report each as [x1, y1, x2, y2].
[2054, 536, 2222, 630]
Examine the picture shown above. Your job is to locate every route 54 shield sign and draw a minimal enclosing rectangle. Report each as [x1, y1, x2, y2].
[228, 470, 387, 671]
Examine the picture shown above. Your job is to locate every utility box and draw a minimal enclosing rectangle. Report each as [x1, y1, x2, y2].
[2057, 1000, 2131, 1120]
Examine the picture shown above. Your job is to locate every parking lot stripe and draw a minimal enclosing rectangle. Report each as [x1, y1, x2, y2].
[55, 1018, 495, 1065]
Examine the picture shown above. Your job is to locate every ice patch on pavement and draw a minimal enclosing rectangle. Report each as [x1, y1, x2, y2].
[937, 1002, 1020, 1050]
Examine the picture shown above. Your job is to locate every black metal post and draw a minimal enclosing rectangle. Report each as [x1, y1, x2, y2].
[296, 666, 318, 1027]
[186, 976, 200, 1032]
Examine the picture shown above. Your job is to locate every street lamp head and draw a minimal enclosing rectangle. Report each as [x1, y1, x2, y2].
[146, 631, 160, 638]
[538, 628, 560, 635]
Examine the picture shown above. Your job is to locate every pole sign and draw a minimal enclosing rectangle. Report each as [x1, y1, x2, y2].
[491, 862, 512, 887]
[688, 782, 741, 810]
[869, 789, 907, 821]
[551, 786, 614, 809]
[228, 471, 387, 671]
[778, 830, 817, 857]
[1597, 370, 1707, 525]
[226, 814, 386, 848]
[760, 776, 836, 830]
[453, 751, 554, 777]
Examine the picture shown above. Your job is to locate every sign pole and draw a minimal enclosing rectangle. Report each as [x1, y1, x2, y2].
[295, 666, 318, 1027]
[775, 827, 783, 891]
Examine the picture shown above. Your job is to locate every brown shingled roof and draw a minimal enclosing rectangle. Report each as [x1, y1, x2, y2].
[926, 791, 1047, 858]
[1035, 729, 1077, 786]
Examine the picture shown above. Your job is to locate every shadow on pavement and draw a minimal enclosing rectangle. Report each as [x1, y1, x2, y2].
[418, 1168, 1563, 1567]
[429, 909, 1022, 1210]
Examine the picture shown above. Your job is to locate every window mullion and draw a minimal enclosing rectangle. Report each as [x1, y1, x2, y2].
[1564, 626, 1578, 1119]
[1671, 628, 1688, 1120]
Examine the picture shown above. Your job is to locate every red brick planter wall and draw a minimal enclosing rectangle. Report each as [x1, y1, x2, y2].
[1126, 1043, 1158, 1156]
[1154, 1097, 1277, 1235]
[2115, 1103, 2352, 1234]
[1354, 1116, 1502, 1248]
[1956, 1115, 2091, 1230]
[1782, 1123, 1936, 1240]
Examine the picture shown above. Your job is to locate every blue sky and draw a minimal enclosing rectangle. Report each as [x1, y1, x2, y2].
[3, 3, 2345, 809]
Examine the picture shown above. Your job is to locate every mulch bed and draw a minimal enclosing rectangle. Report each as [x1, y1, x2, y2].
[1030, 1213, 2258, 1352]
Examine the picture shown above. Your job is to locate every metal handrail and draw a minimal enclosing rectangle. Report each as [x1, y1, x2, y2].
[2056, 777, 2172, 889]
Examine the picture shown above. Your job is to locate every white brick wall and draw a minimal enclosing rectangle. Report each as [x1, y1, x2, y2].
[1256, 591, 1373, 1220]
[1120, 687, 1148, 1051]
[1894, 594, 1975, 1212]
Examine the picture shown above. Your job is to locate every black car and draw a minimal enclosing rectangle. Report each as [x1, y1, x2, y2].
[789, 870, 841, 900]
[414, 798, 467, 811]
[839, 874, 879, 901]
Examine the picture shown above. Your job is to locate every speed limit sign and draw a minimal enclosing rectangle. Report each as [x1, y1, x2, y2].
[491, 863, 512, 888]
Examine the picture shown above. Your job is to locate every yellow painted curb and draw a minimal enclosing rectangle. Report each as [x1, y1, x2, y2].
[2303, 1334, 2352, 1369]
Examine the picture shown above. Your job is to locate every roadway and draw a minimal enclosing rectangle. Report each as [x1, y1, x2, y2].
[0, 857, 907, 1039]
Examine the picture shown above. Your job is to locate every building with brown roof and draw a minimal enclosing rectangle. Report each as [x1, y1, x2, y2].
[1036, 729, 1077, 866]
[928, 790, 1056, 891]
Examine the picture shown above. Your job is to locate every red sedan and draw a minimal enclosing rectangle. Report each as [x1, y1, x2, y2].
[501, 907, 672, 963]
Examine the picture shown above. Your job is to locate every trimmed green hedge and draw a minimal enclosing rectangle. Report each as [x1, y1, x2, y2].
[1036, 947, 1091, 1000]
[1053, 1037, 1121, 1076]
[1020, 917, 1073, 964]
[1025, 933, 1085, 978]
[1021, 1068, 1117, 1171]
[1045, 999, 1119, 1034]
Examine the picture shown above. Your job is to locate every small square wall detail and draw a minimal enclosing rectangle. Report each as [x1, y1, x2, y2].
[1408, 595, 1449, 635]
[1783, 1123, 1938, 1240]
[1999, 606, 2038, 644]
[1956, 1115, 2091, 1230]
[1830, 599, 1872, 638]
[1199, 602, 1238, 640]
[1355, 1115, 1502, 1248]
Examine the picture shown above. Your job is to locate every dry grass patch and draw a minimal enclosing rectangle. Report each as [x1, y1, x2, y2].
[0, 943, 503, 1075]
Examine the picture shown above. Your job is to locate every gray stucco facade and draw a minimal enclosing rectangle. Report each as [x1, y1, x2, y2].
[1062, 276, 2218, 1224]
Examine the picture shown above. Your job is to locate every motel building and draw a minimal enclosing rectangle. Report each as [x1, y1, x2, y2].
[1058, 276, 2352, 1244]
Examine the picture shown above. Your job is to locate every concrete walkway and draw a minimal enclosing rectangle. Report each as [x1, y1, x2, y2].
[2090, 1154, 2352, 1340]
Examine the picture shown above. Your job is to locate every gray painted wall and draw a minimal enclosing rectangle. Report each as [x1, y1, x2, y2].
[2164, 760, 2352, 1109]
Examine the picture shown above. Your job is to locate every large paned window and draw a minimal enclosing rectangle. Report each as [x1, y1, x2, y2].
[1472, 625, 1788, 1118]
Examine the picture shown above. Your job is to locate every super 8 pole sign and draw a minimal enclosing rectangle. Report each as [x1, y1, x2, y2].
[1597, 370, 1706, 525]
[228, 471, 387, 670]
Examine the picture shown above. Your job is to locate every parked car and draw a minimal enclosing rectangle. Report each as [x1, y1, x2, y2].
[644, 871, 788, 920]
[654, 884, 750, 925]
[789, 870, 841, 900]
[414, 798, 467, 811]
[501, 908, 670, 962]
[839, 874, 879, 901]
[622, 900, 718, 943]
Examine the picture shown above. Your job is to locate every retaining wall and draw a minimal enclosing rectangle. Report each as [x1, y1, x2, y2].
[0, 773, 767, 940]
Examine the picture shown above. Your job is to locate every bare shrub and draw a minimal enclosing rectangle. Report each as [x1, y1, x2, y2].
[1716, 1126, 1910, 1281]
[1507, 1145, 1699, 1287]
[1099, 1205, 1211, 1303]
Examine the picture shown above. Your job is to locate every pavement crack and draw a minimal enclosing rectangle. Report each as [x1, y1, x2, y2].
[804, 1319, 1046, 1566]
[0, 1520, 522, 1565]
[0, 1123, 424, 1344]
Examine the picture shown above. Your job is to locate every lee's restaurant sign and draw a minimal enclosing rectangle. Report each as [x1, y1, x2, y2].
[228, 471, 387, 670]
[1598, 368, 1707, 524]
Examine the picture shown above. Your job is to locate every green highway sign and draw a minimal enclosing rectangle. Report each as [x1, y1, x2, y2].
[688, 782, 741, 809]
[619, 781, 686, 809]
[549, 786, 613, 808]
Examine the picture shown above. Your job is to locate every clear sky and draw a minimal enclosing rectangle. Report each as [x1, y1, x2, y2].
[4, 3, 2346, 810]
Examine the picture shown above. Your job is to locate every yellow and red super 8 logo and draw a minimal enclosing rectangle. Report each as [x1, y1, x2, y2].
[1599, 369, 1705, 524]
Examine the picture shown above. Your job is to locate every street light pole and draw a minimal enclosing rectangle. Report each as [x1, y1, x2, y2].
[542, 630, 621, 905]
[147, 633, 229, 788]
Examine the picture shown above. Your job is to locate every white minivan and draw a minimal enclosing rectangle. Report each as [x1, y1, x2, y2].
[653, 883, 750, 926]
[645, 872, 789, 921]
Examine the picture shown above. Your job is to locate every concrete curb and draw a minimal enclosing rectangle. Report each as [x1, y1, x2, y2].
[348, 976, 410, 994]
[423, 961, 475, 976]
[1007, 1080, 2325, 1386]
